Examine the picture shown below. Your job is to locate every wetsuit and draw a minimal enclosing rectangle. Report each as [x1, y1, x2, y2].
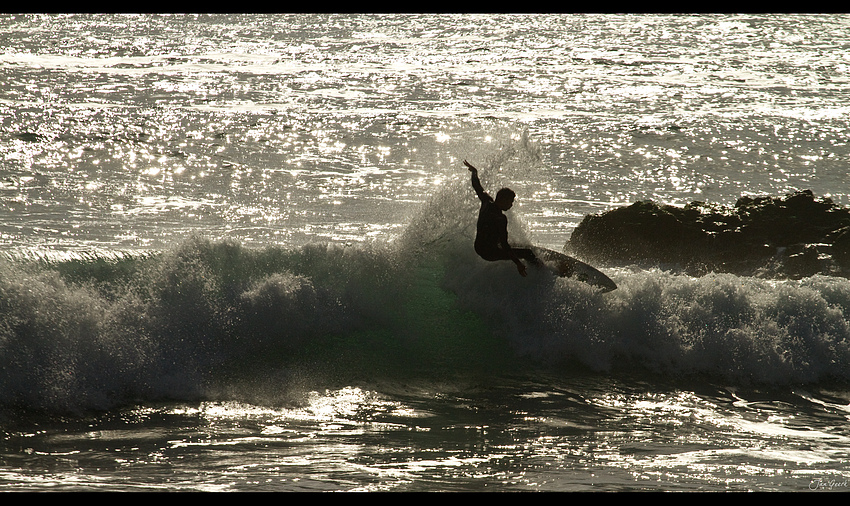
[470, 170, 537, 264]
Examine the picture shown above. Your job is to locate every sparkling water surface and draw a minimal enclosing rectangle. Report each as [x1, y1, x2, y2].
[0, 14, 849, 492]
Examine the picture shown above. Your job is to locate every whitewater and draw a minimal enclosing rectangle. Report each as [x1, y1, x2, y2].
[0, 13, 848, 491]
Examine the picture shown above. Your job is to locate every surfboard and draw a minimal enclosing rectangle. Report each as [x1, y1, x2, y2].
[531, 247, 617, 292]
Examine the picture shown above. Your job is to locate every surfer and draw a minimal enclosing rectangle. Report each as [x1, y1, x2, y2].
[465, 160, 540, 277]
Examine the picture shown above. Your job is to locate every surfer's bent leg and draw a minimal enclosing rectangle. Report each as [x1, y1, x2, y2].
[512, 248, 544, 267]
[477, 247, 542, 267]
[512, 248, 535, 261]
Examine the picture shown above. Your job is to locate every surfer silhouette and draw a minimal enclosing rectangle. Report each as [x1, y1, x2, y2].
[465, 160, 540, 277]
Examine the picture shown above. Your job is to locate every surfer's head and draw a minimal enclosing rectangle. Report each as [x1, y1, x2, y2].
[495, 188, 515, 211]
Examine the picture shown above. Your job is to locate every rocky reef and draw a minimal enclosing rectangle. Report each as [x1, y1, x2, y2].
[568, 190, 850, 280]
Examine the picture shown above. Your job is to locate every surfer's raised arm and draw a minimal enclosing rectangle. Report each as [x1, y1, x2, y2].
[464, 160, 489, 203]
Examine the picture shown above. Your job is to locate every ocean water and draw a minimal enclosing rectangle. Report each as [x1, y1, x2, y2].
[0, 13, 849, 492]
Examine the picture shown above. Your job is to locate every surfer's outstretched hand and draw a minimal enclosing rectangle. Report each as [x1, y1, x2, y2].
[463, 160, 477, 173]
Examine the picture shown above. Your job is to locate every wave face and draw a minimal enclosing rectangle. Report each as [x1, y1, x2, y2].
[2, 195, 850, 415]
[0, 239, 407, 413]
[446, 259, 850, 385]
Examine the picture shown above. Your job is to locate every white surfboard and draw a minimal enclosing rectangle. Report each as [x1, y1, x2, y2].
[531, 247, 617, 292]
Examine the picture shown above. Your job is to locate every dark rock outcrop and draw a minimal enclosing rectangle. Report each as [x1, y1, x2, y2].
[568, 190, 850, 279]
